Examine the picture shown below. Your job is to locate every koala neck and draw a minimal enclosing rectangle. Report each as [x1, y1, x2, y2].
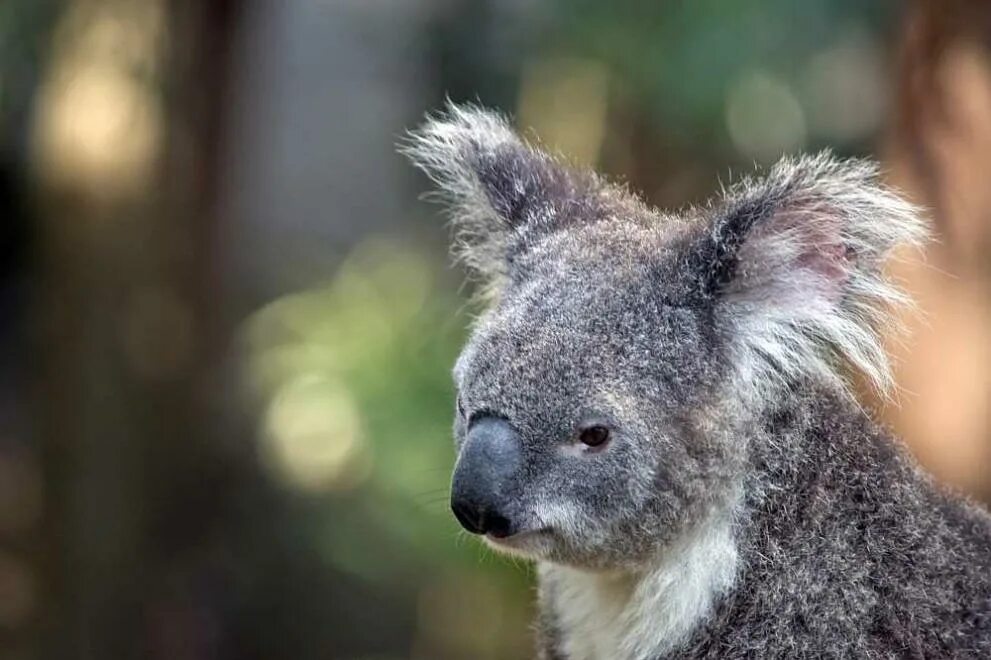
[540, 506, 739, 660]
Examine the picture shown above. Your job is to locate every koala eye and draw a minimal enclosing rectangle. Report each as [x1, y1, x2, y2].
[456, 395, 466, 419]
[578, 425, 610, 448]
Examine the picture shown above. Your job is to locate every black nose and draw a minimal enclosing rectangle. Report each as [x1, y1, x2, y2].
[451, 498, 513, 537]
[450, 417, 522, 537]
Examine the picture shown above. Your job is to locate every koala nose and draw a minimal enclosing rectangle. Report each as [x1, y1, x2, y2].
[450, 417, 522, 538]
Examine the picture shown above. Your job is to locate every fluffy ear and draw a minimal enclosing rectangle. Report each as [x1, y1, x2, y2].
[692, 153, 926, 397]
[401, 103, 605, 291]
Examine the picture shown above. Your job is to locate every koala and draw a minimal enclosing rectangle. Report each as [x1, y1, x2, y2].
[402, 104, 991, 659]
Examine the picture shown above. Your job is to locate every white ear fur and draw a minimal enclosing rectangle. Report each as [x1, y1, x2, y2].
[400, 103, 522, 288]
[714, 153, 927, 400]
[402, 102, 609, 301]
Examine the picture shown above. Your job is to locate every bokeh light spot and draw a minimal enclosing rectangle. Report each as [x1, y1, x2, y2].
[262, 373, 370, 493]
[121, 285, 195, 381]
[803, 30, 887, 143]
[30, 1, 166, 202]
[517, 57, 610, 167]
[0, 551, 36, 629]
[726, 71, 806, 163]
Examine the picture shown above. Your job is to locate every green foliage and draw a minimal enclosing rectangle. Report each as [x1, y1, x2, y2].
[245, 237, 533, 656]
[545, 0, 898, 148]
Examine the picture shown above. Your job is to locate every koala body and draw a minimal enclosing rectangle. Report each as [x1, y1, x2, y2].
[403, 105, 991, 659]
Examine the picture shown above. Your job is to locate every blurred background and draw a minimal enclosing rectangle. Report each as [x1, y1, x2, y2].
[0, 0, 989, 658]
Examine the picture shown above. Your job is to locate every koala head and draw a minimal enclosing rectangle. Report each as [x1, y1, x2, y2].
[403, 105, 923, 570]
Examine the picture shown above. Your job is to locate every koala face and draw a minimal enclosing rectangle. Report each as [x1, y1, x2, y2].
[403, 105, 922, 569]
[450, 224, 738, 567]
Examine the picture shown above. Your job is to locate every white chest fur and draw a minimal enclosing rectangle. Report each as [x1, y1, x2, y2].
[540, 517, 738, 660]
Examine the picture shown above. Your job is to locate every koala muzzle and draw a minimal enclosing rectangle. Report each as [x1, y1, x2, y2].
[451, 417, 522, 538]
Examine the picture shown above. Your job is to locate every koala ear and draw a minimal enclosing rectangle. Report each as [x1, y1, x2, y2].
[691, 153, 926, 396]
[402, 103, 603, 291]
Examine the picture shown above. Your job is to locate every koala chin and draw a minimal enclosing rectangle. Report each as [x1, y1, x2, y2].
[402, 104, 991, 660]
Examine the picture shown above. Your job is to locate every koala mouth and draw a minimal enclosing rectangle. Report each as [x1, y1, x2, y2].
[483, 527, 553, 556]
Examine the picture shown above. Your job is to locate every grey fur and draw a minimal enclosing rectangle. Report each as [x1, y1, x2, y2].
[402, 104, 991, 659]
